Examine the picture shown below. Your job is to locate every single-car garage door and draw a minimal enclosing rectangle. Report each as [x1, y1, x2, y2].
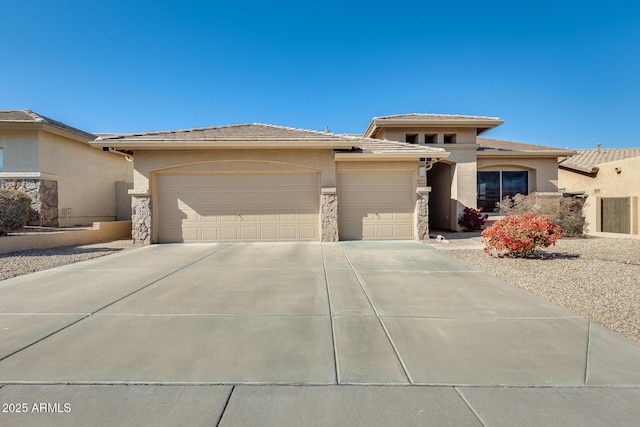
[338, 171, 414, 240]
[158, 173, 319, 242]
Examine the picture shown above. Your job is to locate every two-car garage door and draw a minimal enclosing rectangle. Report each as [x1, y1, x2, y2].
[158, 173, 319, 242]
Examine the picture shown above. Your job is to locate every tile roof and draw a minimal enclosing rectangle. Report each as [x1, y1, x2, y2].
[97, 122, 446, 156]
[355, 138, 446, 155]
[100, 123, 444, 153]
[559, 148, 640, 173]
[98, 123, 365, 142]
[476, 137, 562, 152]
[375, 113, 502, 122]
[0, 109, 95, 139]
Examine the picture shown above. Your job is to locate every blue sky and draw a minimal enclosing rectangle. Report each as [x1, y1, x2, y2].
[2, 1, 639, 149]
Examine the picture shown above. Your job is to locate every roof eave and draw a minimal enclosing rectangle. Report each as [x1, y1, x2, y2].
[0, 121, 94, 143]
[334, 152, 450, 162]
[559, 164, 599, 175]
[363, 117, 504, 138]
[477, 149, 576, 159]
[90, 139, 359, 150]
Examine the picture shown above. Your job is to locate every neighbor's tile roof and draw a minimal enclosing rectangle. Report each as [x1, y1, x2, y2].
[559, 148, 640, 173]
[98, 123, 445, 154]
[476, 137, 562, 152]
[0, 109, 95, 139]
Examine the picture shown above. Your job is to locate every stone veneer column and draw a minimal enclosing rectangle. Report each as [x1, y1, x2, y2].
[320, 187, 339, 242]
[1, 179, 59, 227]
[131, 195, 152, 244]
[415, 186, 431, 241]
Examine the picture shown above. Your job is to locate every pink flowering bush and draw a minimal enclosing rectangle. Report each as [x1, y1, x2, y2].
[458, 206, 489, 231]
[482, 214, 563, 258]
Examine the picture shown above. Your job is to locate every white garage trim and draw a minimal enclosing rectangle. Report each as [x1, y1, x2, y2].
[157, 172, 320, 242]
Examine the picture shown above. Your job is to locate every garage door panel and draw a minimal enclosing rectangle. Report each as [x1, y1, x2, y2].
[221, 226, 239, 240]
[298, 212, 317, 222]
[396, 224, 413, 238]
[260, 227, 277, 240]
[377, 224, 396, 239]
[240, 227, 259, 240]
[200, 214, 220, 223]
[397, 212, 414, 220]
[161, 207, 195, 224]
[201, 228, 219, 240]
[300, 225, 318, 239]
[338, 171, 414, 241]
[159, 173, 319, 242]
[280, 226, 298, 239]
[178, 227, 199, 242]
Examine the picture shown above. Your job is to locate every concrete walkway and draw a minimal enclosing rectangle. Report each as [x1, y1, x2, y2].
[0, 241, 639, 426]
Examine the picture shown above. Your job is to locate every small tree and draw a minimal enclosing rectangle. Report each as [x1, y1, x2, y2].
[0, 188, 33, 236]
[482, 213, 563, 258]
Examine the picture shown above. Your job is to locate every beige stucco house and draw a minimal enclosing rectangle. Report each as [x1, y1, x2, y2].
[0, 110, 133, 226]
[364, 114, 574, 231]
[559, 147, 640, 235]
[92, 113, 572, 244]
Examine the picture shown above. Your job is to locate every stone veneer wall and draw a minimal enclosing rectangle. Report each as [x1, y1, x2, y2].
[131, 195, 152, 244]
[320, 188, 339, 242]
[415, 187, 430, 241]
[1, 179, 59, 227]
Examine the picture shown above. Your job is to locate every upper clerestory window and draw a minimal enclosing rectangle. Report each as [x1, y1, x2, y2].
[424, 134, 437, 144]
[444, 134, 457, 144]
[405, 134, 418, 144]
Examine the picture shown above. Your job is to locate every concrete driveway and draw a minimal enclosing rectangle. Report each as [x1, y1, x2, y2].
[1, 241, 639, 426]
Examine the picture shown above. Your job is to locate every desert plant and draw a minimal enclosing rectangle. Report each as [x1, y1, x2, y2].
[482, 213, 563, 257]
[0, 188, 33, 236]
[458, 206, 489, 231]
[498, 194, 586, 237]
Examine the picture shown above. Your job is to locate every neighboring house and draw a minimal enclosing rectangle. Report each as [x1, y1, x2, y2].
[91, 114, 573, 244]
[363, 114, 574, 231]
[0, 110, 133, 226]
[559, 147, 640, 235]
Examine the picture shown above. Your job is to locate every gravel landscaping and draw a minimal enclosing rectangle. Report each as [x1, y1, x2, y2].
[443, 236, 640, 343]
[0, 240, 135, 281]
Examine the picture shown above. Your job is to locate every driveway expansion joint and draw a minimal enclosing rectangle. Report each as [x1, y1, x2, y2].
[340, 246, 413, 385]
[320, 243, 340, 385]
[454, 386, 488, 427]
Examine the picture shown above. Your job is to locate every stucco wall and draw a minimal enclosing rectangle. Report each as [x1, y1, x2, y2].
[438, 148, 478, 231]
[0, 221, 132, 254]
[133, 149, 337, 194]
[477, 157, 560, 193]
[383, 128, 477, 144]
[0, 130, 40, 172]
[559, 157, 640, 235]
[39, 131, 133, 225]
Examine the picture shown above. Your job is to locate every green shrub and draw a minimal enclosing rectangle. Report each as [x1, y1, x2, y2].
[482, 213, 563, 258]
[0, 188, 33, 236]
[497, 193, 586, 237]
